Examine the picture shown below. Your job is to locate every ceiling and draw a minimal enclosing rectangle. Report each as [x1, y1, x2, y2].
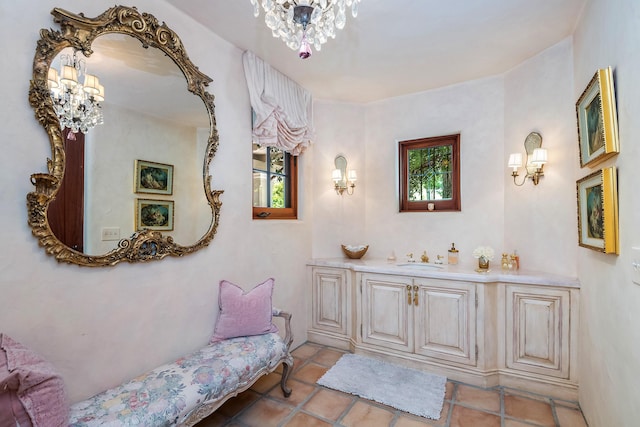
[166, 0, 586, 104]
[88, 34, 209, 128]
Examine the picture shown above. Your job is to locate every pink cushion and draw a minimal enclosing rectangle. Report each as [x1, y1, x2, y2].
[210, 278, 278, 343]
[0, 345, 33, 427]
[0, 334, 68, 427]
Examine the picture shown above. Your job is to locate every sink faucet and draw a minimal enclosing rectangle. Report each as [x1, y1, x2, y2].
[420, 251, 429, 263]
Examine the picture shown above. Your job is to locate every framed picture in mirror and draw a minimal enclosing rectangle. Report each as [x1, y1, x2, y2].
[576, 167, 618, 254]
[135, 160, 174, 195]
[136, 199, 174, 231]
[576, 67, 619, 168]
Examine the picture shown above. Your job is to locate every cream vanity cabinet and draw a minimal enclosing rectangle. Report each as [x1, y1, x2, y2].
[307, 260, 580, 399]
[359, 273, 477, 366]
[307, 267, 352, 346]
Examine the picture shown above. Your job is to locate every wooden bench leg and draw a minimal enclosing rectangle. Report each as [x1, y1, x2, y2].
[280, 357, 293, 397]
[273, 310, 294, 398]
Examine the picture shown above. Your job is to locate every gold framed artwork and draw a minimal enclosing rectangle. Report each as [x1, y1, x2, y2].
[576, 167, 618, 254]
[135, 160, 174, 195]
[576, 67, 619, 168]
[136, 199, 174, 231]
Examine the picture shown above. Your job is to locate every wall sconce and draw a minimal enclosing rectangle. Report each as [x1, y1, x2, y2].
[508, 132, 547, 186]
[332, 155, 357, 195]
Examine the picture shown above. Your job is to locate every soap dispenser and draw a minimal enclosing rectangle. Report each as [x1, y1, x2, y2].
[448, 243, 459, 265]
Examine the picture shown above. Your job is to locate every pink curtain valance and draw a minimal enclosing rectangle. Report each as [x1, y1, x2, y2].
[242, 51, 313, 155]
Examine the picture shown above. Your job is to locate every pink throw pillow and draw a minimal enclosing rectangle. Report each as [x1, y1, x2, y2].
[0, 334, 68, 427]
[210, 278, 278, 343]
[0, 344, 33, 427]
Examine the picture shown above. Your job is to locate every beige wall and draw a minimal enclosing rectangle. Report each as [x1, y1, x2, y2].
[312, 42, 577, 277]
[504, 38, 578, 277]
[362, 77, 506, 266]
[0, 0, 311, 403]
[573, 0, 640, 425]
[310, 102, 367, 256]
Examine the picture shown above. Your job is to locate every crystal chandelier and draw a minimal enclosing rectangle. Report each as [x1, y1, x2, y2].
[47, 51, 105, 134]
[250, 0, 362, 59]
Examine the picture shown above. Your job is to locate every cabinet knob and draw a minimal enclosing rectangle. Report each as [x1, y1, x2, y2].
[406, 285, 412, 305]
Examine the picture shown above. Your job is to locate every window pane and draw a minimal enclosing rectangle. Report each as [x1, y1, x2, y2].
[252, 146, 289, 209]
[253, 171, 268, 207]
[252, 144, 267, 170]
[270, 175, 285, 208]
[407, 145, 453, 201]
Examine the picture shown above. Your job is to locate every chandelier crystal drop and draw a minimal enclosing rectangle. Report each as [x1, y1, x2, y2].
[250, 0, 362, 59]
[47, 51, 105, 134]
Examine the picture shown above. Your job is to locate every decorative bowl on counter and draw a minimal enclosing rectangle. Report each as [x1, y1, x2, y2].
[341, 244, 369, 259]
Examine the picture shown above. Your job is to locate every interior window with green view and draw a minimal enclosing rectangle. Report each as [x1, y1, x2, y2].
[408, 144, 453, 201]
[399, 134, 460, 212]
[252, 144, 298, 219]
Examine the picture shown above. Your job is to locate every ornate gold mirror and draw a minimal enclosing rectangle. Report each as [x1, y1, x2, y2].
[28, 6, 223, 266]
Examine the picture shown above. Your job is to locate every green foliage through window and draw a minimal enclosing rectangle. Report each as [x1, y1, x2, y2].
[408, 145, 453, 201]
[271, 176, 285, 208]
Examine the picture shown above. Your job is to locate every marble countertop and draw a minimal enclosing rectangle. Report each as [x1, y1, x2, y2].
[308, 258, 580, 288]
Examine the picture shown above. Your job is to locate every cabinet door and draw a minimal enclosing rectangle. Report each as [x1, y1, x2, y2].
[361, 273, 412, 352]
[414, 280, 477, 366]
[311, 267, 349, 336]
[505, 285, 570, 378]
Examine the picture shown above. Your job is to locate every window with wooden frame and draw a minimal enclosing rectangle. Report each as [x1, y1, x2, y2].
[399, 134, 461, 212]
[252, 144, 298, 219]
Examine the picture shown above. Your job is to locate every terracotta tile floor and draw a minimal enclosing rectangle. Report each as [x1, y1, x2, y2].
[196, 342, 588, 427]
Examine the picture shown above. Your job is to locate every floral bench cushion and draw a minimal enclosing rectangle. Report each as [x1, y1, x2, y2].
[68, 332, 289, 426]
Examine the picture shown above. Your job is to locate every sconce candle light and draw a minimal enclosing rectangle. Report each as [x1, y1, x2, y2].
[508, 132, 547, 186]
[333, 155, 357, 195]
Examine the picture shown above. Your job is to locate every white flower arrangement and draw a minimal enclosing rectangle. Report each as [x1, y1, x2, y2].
[472, 246, 495, 261]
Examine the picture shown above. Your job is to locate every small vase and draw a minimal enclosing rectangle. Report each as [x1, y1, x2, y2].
[478, 256, 490, 271]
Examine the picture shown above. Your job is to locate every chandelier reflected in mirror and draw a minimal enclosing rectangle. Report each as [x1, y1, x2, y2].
[47, 51, 105, 134]
[250, 0, 363, 59]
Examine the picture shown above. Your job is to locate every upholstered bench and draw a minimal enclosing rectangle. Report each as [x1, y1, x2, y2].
[2, 279, 290, 427]
[66, 310, 293, 426]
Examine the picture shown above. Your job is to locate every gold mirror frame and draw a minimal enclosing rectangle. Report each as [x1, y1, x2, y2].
[27, 6, 223, 266]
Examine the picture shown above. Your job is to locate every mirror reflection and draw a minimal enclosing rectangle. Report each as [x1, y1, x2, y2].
[28, 6, 222, 266]
[48, 34, 212, 256]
